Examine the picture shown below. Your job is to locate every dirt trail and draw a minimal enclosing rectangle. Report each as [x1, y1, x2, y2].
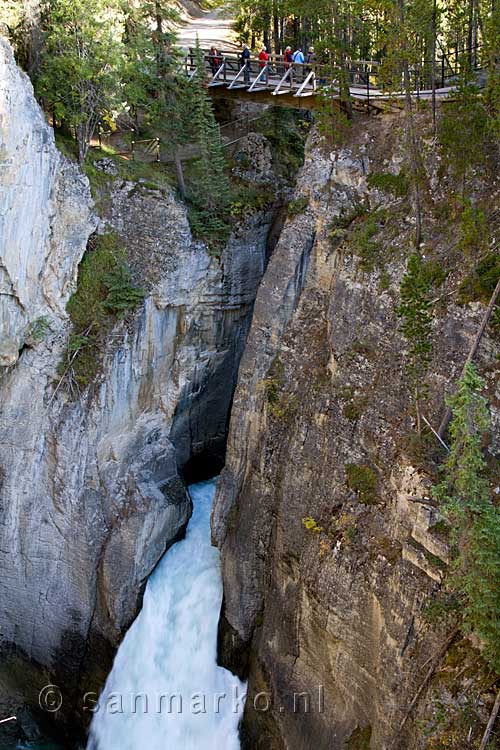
[177, 6, 238, 51]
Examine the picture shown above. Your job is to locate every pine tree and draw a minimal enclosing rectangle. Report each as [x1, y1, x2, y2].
[397, 253, 433, 430]
[187, 39, 231, 244]
[37, 0, 125, 163]
[434, 363, 500, 672]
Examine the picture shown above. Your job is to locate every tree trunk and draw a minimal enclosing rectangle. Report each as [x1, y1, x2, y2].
[431, 0, 437, 132]
[273, 14, 280, 54]
[76, 123, 87, 164]
[263, 16, 270, 52]
[174, 151, 186, 200]
[399, 0, 423, 247]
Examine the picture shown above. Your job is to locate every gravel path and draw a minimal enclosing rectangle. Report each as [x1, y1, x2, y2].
[177, 6, 238, 51]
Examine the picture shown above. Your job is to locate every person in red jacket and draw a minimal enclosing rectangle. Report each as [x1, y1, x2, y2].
[209, 46, 220, 76]
[258, 46, 269, 82]
[259, 46, 269, 68]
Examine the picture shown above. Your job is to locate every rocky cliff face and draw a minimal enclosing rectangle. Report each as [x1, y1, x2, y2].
[213, 119, 500, 749]
[0, 37, 93, 364]
[0, 38, 272, 744]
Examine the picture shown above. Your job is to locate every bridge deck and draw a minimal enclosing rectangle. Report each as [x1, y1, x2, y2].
[183, 48, 483, 106]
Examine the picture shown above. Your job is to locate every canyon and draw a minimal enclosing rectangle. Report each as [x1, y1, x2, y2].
[1, 24, 500, 750]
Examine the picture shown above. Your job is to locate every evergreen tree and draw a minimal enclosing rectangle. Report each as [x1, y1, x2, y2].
[187, 39, 231, 244]
[37, 0, 125, 163]
[397, 253, 433, 430]
[434, 363, 500, 672]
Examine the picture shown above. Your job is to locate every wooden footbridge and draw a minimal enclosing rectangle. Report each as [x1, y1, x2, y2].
[183, 47, 486, 109]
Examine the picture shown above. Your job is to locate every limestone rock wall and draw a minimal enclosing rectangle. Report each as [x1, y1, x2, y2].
[213, 120, 500, 749]
[0, 37, 93, 364]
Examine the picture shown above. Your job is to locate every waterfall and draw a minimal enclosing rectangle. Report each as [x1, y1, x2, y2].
[87, 480, 245, 750]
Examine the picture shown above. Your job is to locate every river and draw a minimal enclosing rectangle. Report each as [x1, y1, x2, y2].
[86, 478, 244, 749]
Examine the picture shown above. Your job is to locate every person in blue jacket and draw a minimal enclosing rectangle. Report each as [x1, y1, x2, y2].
[292, 47, 305, 81]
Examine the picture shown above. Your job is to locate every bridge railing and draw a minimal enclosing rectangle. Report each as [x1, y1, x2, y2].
[182, 45, 486, 99]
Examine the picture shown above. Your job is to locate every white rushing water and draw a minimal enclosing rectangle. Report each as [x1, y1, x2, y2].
[87, 479, 245, 750]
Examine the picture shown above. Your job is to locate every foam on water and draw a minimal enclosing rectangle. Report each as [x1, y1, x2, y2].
[87, 479, 244, 750]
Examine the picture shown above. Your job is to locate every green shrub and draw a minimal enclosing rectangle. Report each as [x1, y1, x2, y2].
[439, 83, 491, 182]
[379, 269, 391, 291]
[350, 209, 387, 272]
[187, 201, 231, 257]
[343, 396, 368, 421]
[397, 253, 433, 417]
[367, 171, 409, 197]
[229, 181, 276, 218]
[302, 516, 323, 533]
[61, 233, 144, 391]
[24, 316, 50, 345]
[345, 463, 378, 504]
[422, 259, 448, 289]
[255, 107, 307, 180]
[422, 591, 461, 625]
[458, 252, 500, 305]
[458, 201, 489, 258]
[288, 196, 309, 217]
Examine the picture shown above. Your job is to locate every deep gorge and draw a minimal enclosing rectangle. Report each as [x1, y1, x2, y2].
[0, 35, 289, 747]
[1, 12, 500, 750]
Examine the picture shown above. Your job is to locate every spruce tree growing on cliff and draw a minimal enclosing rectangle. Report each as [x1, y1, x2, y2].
[434, 363, 500, 673]
[187, 40, 231, 245]
[397, 253, 433, 432]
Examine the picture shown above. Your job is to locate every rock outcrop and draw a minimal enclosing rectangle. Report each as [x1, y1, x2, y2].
[0, 38, 93, 364]
[213, 120, 500, 749]
[0, 38, 273, 745]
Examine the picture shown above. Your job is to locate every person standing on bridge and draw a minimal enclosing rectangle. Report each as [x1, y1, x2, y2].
[293, 47, 305, 81]
[209, 46, 220, 76]
[259, 47, 269, 68]
[284, 46, 293, 73]
[241, 44, 251, 83]
[259, 46, 269, 83]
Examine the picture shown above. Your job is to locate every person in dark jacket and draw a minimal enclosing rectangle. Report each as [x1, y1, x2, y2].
[241, 44, 251, 83]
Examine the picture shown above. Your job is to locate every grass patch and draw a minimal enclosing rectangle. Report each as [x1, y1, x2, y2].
[345, 463, 379, 505]
[60, 232, 144, 393]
